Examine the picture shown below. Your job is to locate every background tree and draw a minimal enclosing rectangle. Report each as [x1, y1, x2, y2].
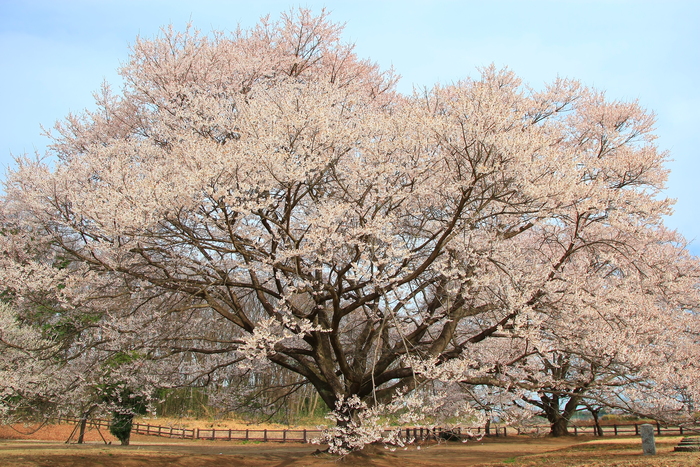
[452, 232, 700, 436]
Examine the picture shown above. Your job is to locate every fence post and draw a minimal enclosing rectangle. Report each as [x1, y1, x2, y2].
[574, 426, 577, 436]
[614, 425, 618, 436]
[634, 424, 639, 435]
[656, 422, 661, 436]
[196, 428, 200, 439]
[680, 426, 684, 435]
[303, 429, 307, 443]
[264, 429, 268, 442]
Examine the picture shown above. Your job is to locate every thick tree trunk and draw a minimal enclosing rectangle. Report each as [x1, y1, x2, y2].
[549, 417, 570, 437]
[539, 393, 580, 437]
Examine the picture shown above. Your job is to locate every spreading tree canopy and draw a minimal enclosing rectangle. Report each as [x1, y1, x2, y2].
[2, 8, 699, 451]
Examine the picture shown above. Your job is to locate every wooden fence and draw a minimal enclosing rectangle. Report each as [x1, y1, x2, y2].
[57, 416, 700, 443]
[565, 422, 700, 437]
[58, 416, 323, 442]
[135, 425, 323, 442]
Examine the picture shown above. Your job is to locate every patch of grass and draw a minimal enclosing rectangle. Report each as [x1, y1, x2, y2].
[569, 442, 637, 452]
[502, 457, 518, 463]
[569, 444, 610, 451]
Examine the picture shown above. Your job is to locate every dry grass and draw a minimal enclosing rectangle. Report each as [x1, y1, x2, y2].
[485, 437, 699, 466]
[1, 421, 699, 466]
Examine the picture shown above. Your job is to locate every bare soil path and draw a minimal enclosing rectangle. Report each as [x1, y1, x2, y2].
[0, 437, 581, 467]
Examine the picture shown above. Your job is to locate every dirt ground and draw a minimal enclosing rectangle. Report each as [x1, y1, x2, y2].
[0, 422, 698, 466]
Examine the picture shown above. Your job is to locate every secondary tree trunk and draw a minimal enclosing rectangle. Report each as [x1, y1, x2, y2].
[77, 406, 95, 444]
[589, 407, 603, 436]
[109, 413, 134, 446]
[77, 416, 88, 444]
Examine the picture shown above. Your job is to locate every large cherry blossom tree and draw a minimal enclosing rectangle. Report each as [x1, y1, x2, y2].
[3, 8, 699, 451]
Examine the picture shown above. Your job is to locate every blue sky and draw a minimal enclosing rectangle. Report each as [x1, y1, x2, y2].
[1, 0, 698, 252]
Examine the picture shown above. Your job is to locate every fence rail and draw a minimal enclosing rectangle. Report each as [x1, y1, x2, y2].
[564, 422, 700, 437]
[57, 416, 323, 442]
[56, 416, 700, 444]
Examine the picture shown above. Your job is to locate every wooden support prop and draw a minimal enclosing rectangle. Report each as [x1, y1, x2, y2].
[65, 420, 80, 444]
[95, 423, 109, 445]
